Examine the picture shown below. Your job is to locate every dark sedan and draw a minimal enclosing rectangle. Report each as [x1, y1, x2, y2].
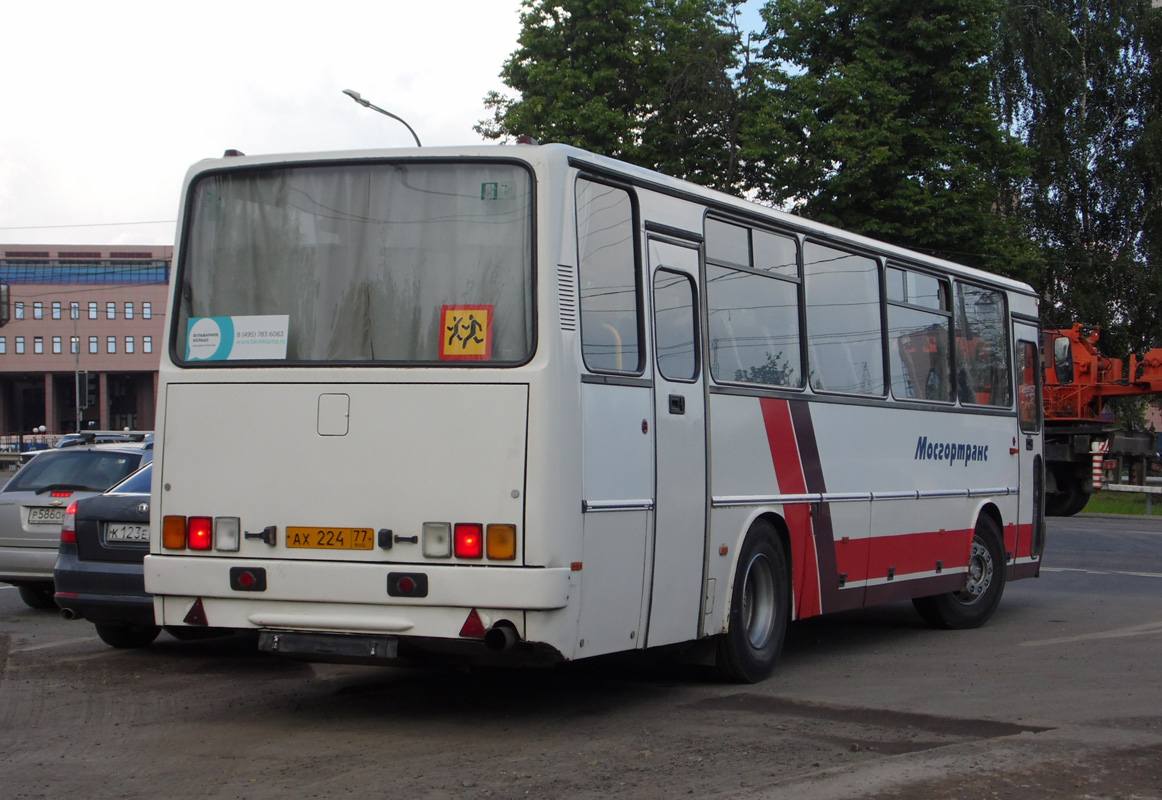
[54, 463, 159, 648]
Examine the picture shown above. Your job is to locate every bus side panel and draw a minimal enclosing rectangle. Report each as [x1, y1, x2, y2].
[707, 393, 825, 626]
[707, 392, 1020, 629]
[808, 401, 1019, 601]
[574, 382, 653, 657]
[758, 398, 867, 615]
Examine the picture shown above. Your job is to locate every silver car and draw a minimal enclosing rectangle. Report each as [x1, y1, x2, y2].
[0, 442, 152, 609]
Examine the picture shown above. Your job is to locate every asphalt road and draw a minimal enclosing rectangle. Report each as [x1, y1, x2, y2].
[1, 515, 1160, 799]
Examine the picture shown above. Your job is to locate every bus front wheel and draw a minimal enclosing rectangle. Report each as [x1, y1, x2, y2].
[912, 515, 1007, 630]
[715, 521, 789, 683]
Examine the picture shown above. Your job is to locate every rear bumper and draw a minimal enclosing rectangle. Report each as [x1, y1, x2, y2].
[54, 551, 153, 626]
[146, 555, 572, 608]
[0, 545, 58, 584]
[145, 555, 574, 637]
[56, 591, 155, 626]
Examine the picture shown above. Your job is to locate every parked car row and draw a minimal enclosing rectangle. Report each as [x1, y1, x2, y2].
[54, 462, 161, 648]
[0, 439, 166, 648]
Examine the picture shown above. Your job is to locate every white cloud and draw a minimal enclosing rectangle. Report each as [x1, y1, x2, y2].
[0, 0, 522, 245]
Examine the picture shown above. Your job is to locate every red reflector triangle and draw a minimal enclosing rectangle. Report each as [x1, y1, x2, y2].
[183, 597, 209, 626]
[459, 609, 487, 639]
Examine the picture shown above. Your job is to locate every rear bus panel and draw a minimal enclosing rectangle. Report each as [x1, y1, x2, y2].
[147, 379, 582, 658]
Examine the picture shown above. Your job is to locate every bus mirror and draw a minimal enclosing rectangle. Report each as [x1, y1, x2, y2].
[1054, 336, 1074, 384]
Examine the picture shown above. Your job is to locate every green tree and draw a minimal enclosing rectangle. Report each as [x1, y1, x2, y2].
[994, 0, 1160, 354]
[477, 0, 748, 190]
[1145, 7, 1162, 338]
[747, 0, 1040, 280]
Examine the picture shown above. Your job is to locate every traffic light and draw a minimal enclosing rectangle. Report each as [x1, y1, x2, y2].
[86, 372, 99, 409]
[77, 371, 99, 409]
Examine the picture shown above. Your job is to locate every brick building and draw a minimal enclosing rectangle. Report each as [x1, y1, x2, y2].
[0, 245, 170, 435]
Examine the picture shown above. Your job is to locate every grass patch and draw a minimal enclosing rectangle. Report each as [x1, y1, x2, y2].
[1084, 489, 1161, 516]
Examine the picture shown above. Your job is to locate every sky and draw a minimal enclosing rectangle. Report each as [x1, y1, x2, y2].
[0, 1, 530, 247]
[0, 1, 765, 249]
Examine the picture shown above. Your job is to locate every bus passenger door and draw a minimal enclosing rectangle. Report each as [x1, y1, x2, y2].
[1014, 323, 1045, 568]
[646, 237, 708, 647]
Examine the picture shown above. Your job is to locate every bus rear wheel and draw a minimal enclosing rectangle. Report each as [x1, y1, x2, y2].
[912, 515, 1006, 630]
[716, 521, 789, 683]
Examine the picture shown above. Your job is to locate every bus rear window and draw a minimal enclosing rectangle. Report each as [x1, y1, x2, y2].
[176, 162, 534, 365]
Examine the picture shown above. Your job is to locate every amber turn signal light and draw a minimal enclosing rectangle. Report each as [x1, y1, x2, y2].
[163, 516, 187, 550]
[486, 524, 517, 560]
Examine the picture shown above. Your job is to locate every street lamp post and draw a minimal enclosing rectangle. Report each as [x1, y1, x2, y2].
[342, 89, 422, 147]
[72, 305, 82, 433]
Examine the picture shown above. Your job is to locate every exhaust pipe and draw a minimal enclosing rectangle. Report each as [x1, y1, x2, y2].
[59, 607, 82, 621]
[483, 623, 519, 652]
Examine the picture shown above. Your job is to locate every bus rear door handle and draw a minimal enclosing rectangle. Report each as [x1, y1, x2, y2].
[669, 394, 686, 415]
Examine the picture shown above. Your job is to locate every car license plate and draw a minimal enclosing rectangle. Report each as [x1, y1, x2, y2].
[107, 523, 151, 543]
[285, 527, 375, 550]
[28, 507, 65, 524]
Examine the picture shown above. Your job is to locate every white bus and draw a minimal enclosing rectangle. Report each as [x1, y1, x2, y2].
[146, 143, 1045, 682]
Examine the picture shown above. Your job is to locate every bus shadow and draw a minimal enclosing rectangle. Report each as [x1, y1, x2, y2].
[109, 601, 985, 726]
[781, 601, 932, 664]
[271, 604, 938, 723]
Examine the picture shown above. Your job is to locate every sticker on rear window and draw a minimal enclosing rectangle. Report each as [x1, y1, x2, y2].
[439, 305, 493, 361]
[187, 315, 289, 361]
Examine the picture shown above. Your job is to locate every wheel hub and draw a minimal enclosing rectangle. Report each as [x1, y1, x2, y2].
[742, 553, 776, 649]
[955, 539, 993, 605]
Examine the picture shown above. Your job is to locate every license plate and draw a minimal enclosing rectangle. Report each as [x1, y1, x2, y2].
[28, 507, 65, 524]
[107, 523, 151, 543]
[285, 527, 375, 550]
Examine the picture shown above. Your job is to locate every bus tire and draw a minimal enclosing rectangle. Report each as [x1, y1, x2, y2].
[912, 515, 1006, 630]
[715, 521, 789, 683]
[95, 623, 161, 649]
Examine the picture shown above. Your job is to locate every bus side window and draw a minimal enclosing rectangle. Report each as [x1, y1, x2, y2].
[953, 282, 1012, 407]
[706, 264, 802, 388]
[1018, 340, 1041, 431]
[886, 266, 953, 403]
[804, 243, 884, 395]
[704, 221, 802, 389]
[576, 179, 642, 374]
[653, 269, 697, 381]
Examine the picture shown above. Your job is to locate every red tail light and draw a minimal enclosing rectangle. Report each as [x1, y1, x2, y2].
[60, 502, 79, 544]
[188, 516, 213, 550]
[454, 523, 483, 559]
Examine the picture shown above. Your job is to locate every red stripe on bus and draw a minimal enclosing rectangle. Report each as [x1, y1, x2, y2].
[866, 529, 973, 581]
[761, 398, 807, 495]
[834, 537, 870, 582]
[759, 398, 822, 618]
[1015, 523, 1034, 558]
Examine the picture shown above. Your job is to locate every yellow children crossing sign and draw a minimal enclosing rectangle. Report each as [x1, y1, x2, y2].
[439, 304, 493, 361]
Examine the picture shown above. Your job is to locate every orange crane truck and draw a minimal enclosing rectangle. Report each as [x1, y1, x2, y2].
[1043, 324, 1162, 515]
